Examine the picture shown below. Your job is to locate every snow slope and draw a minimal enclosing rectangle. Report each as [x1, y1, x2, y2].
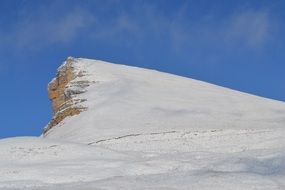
[45, 58, 285, 143]
[0, 58, 285, 189]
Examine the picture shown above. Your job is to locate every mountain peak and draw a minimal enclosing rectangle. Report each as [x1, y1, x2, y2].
[43, 57, 285, 143]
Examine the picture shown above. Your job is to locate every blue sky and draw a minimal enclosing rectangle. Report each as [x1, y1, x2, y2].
[1, 0, 285, 138]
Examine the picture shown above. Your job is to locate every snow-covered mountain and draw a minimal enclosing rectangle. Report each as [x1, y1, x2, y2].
[0, 57, 285, 190]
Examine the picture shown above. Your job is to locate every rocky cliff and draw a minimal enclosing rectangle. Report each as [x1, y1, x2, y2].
[44, 57, 89, 135]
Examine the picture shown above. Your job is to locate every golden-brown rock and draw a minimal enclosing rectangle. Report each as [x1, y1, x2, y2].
[44, 57, 88, 135]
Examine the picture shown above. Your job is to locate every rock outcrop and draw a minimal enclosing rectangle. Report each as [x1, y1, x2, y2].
[44, 57, 89, 135]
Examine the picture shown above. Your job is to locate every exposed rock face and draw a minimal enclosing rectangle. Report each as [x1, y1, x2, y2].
[44, 57, 89, 135]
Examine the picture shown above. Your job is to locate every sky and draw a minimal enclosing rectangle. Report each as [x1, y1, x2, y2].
[1, 0, 285, 139]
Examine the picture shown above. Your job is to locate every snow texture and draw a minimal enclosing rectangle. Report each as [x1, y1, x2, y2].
[0, 58, 285, 189]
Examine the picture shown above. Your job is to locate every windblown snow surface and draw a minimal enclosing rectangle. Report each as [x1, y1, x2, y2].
[1, 58, 285, 190]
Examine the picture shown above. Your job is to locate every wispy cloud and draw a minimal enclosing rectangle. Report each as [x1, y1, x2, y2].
[180, 10, 273, 49]
[91, 3, 275, 51]
[1, 3, 95, 50]
[223, 10, 271, 48]
[0, 1, 278, 54]
[16, 9, 94, 48]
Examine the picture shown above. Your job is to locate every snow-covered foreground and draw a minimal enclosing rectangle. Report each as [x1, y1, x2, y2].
[1, 129, 285, 189]
[1, 58, 285, 189]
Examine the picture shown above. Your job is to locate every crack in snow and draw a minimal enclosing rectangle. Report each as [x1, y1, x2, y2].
[87, 130, 178, 145]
